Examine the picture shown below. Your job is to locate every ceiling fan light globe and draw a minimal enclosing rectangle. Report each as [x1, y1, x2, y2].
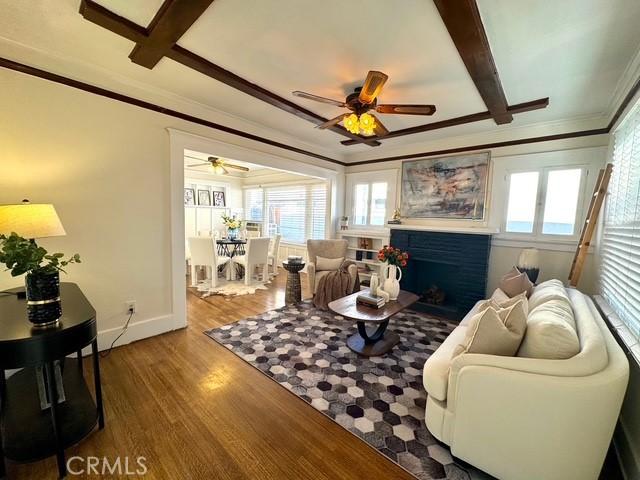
[344, 113, 360, 134]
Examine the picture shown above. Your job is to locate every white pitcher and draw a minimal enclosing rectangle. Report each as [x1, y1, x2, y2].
[381, 263, 402, 301]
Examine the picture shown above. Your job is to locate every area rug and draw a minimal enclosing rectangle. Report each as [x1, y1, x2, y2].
[204, 301, 472, 480]
[195, 278, 270, 297]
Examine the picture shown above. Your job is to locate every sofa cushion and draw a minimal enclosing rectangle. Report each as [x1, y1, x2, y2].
[423, 326, 469, 401]
[499, 267, 533, 297]
[315, 256, 344, 271]
[517, 299, 580, 359]
[528, 280, 570, 311]
[453, 300, 528, 357]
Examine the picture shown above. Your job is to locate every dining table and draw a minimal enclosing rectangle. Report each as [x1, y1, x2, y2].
[216, 238, 247, 280]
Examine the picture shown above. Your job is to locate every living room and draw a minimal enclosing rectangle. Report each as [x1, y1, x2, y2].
[0, 1, 639, 479]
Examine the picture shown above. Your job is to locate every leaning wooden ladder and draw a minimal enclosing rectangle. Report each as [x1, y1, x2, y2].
[568, 163, 613, 287]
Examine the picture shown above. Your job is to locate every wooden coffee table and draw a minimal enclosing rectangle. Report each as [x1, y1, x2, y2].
[328, 289, 419, 357]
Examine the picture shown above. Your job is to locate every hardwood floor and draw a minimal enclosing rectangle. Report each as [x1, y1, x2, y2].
[9, 270, 414, 479]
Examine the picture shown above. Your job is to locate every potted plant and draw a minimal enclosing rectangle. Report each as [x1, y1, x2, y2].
[377, 245, 409, 301]
[0, 232, 80, 327]
[221, 214, 242, 240]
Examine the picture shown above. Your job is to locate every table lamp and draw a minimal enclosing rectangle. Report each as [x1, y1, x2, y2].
[0, 200, 66, 239]
[0, 200, 67, 304]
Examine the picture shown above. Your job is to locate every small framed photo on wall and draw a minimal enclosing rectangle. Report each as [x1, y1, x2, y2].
[197, 190, 211, 206]
[184, 188, 196, 206]
[213, 191, 226, 207]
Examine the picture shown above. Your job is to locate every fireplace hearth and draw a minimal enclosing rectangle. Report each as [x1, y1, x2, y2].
[391, 229, 491, 320]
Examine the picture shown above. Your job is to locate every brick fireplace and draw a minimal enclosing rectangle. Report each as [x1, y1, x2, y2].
[390, 228, 491, 321]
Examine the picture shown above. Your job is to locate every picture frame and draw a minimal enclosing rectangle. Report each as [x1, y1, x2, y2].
[184, 188, 196, 206]
[212, 190, 226, 207]
[197, 189, 211, 206]
[400, 152, 490, 220]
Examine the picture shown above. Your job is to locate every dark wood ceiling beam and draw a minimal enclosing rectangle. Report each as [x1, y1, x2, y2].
[78, 0, 379, 147]
[340, 97, 549, 146]
[434, 0, 513, 125]
[129, 0, 215, 69]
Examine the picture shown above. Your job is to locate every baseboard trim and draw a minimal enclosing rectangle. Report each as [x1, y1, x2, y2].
[613, 420, 640, 480]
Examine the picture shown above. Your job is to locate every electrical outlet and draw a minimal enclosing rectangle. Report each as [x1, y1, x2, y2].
[125, 301, 136, 314]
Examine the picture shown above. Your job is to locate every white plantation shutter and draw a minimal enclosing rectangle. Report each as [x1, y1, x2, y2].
[601, 100, 640, 338]
[310, 183, 327, 240]
[246, 182, 326, 243]
[245, 188, 263, 221]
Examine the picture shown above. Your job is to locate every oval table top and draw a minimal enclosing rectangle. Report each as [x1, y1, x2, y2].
[328, 289, 419, 324]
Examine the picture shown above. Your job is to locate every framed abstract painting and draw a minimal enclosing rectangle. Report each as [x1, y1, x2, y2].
[400, 152, 490, 220]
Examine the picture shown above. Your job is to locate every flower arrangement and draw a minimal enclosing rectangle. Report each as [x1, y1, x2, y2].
[221, 214, 242, 230]
[0, 232, 80, 277]
[377, 245, 409, 268]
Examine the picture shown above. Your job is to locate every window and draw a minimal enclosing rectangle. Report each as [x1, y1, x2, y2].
[601, 101, 640, 339]
[244, 183, 327, 243]
[504, 167, 584, 237]
[244, 188, 263, 221]
[352, 181, 388, 226]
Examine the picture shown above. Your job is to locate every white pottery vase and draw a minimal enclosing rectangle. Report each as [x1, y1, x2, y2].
[382, 263, 402, 301]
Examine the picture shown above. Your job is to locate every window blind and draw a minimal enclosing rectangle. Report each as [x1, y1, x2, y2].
[601, 100, 640, 338]
[245, 188, 263, 221]
[244, 183, 327, 243]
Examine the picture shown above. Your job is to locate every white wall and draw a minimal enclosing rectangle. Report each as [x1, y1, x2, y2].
[0, 68, 343, 348]
[344, 142, 609, 294]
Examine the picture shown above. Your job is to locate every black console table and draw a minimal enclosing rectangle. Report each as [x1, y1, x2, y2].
[0, 283, 104, 479]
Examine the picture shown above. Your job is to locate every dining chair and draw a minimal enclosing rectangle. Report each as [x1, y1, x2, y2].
[197, 230, 212, 237]
[267, 234, 282, 278]
[188, 237, 230, 288]
[231, 237, 271, 286]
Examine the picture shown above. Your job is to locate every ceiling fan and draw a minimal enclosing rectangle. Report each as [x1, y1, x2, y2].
[185, 156, 249, 175]
[293, 70, 436, 137]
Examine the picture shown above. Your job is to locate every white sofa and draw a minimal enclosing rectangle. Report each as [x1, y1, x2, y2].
[423, 284, 629, 480]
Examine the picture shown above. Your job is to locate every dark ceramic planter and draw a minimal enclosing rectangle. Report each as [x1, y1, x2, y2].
[25, 271, 62, 327]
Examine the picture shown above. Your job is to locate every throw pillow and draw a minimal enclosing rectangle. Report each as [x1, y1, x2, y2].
[315, 256, 345, 271]
[490, 288, 510, 304]
[517, 299, 579, 359]
[528, 281, 570, 312]
[499, 266, 534, 298]
[453, 299, 528, 357]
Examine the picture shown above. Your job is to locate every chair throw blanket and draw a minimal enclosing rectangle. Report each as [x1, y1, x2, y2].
[313, 261, 360, 310]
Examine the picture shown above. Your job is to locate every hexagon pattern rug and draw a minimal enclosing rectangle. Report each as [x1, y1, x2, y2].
[205, 301, 473, 480]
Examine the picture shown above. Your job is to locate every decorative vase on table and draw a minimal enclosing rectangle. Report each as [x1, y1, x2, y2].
[228, 228, 239, 240]
[381, 263, 402, 301]
[26, 270, 62, 327]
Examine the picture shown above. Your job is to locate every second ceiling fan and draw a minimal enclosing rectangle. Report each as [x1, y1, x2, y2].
[293, 70, 436, 138]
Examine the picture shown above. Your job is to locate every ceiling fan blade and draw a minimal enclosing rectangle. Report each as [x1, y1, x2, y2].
[222, 166, 229, 175]
[372, 115, 389, 137]
[225, 163, 250, 172]
[292, 91, 346, 107]
[376, 104, 437, 115]
[316, 113, 348, 129]
[186, 163, 210, 167]
[359, 71, 388, 104]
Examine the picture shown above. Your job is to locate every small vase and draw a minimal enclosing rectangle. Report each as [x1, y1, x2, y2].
[25, 271, 62, 327]
[382, 263, 402, 301]
[228, 228, 239, 240]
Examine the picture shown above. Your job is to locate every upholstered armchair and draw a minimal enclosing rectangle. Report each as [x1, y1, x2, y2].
[306, 239, 358, 295]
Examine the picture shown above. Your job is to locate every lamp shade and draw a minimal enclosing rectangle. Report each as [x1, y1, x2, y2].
[0, 202, 66, 239]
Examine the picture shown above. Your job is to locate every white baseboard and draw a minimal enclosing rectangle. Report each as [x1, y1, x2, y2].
[5, 314, 180, 378]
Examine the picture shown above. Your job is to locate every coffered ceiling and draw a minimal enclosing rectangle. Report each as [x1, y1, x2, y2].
[1, 0, 639, 164]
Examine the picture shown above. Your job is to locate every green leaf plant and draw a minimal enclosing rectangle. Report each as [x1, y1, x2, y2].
[0, 232, 81, 277]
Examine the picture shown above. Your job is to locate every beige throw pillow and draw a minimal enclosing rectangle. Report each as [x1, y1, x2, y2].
[490, 288, 510, 304]
[499, 267, 534, 298]
[315, 256, 344, 271]
[528, 280, 570, 311]
[517, 299, 579, 359]
[453, 300, 528, 357]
